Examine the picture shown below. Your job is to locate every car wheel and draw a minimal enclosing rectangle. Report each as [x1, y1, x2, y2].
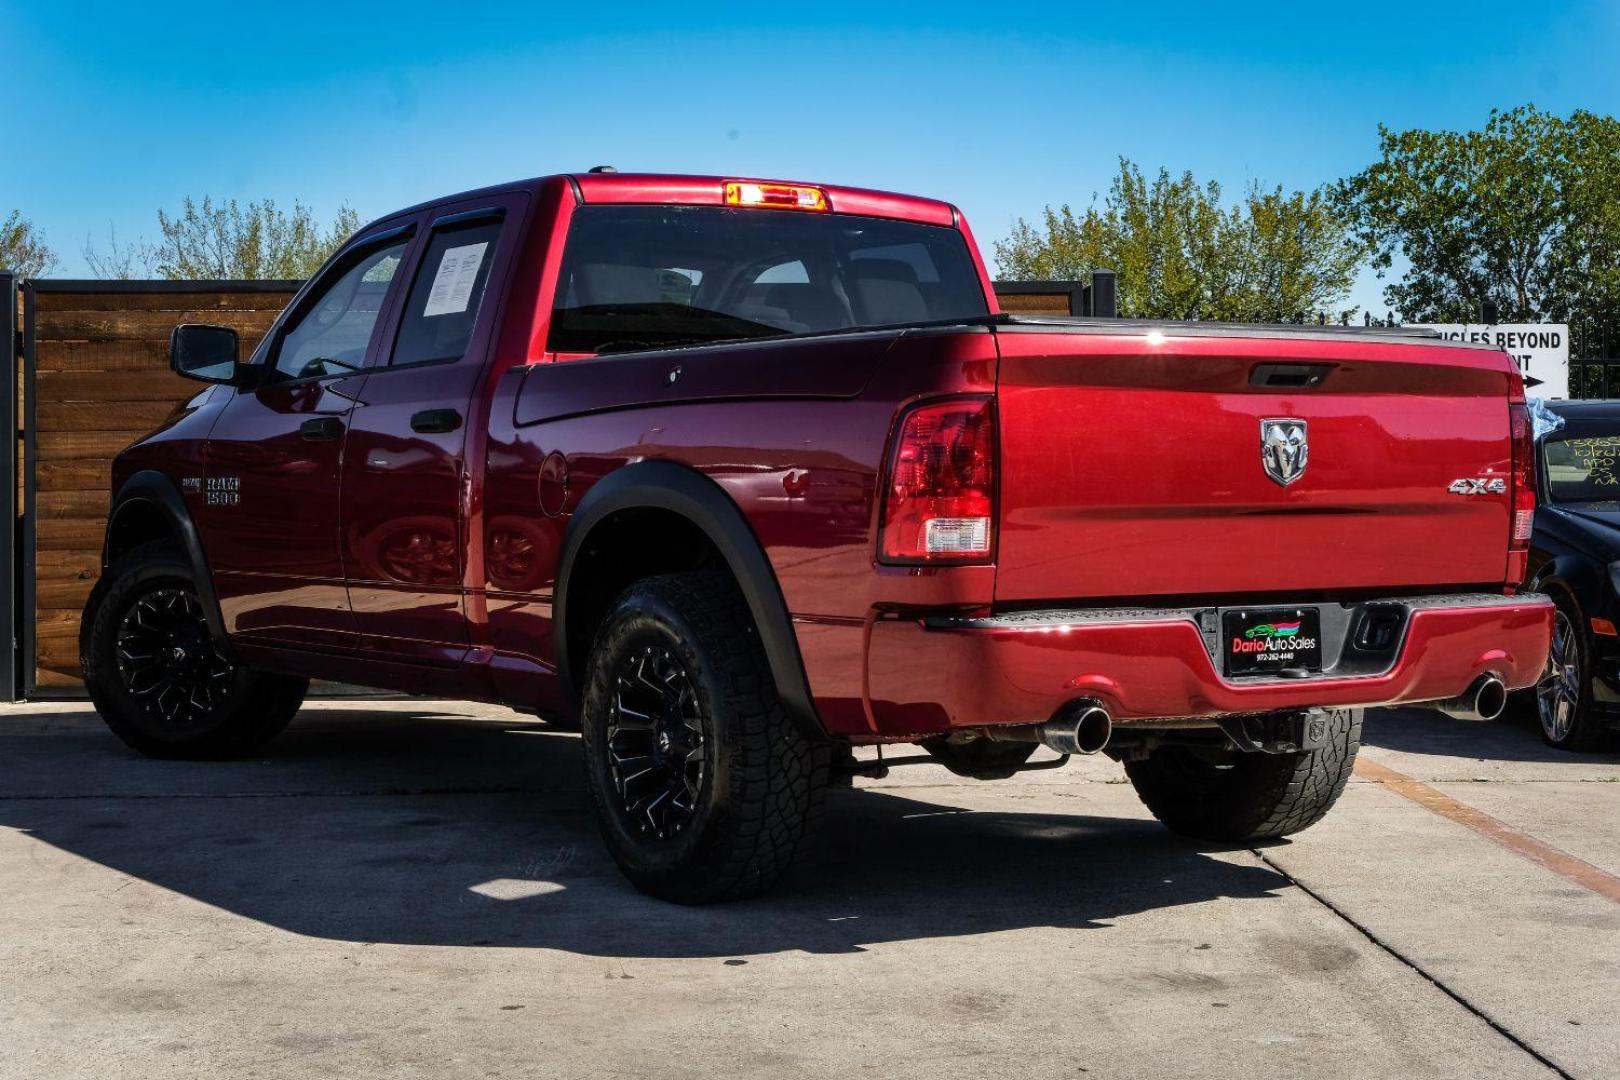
[1124, 708, 1362, 840]
[579, 571, 830, 903]
[1535, 596, 1611, 752]
[80, 542, 308, 759]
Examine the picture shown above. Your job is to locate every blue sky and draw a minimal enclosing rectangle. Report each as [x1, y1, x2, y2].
[5, 0, 1619, 316]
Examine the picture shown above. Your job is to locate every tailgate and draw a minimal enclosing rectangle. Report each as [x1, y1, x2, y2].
[993, 327, 1518, 603]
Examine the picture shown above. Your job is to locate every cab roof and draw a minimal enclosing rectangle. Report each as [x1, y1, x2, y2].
[570, 172, 959, 227]
[370, 172, 960, 231]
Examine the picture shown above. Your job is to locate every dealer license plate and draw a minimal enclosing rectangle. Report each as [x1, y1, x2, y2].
[1222, 608, 1323, 677]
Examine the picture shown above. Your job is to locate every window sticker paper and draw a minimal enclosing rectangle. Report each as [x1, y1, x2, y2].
[422, 242, 489, 317]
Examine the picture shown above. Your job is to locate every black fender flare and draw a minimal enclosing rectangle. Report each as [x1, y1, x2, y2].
[1528, 550, 1603, 610]
[104, 470, 233, 651]
[554, 460, 823, 739]
[1526, 551, 1610, 666]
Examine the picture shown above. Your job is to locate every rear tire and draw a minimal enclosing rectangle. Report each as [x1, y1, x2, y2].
[1125, 708, 1362, 841]
[580, 571, 830, 903]
[81, 542, 308, 759]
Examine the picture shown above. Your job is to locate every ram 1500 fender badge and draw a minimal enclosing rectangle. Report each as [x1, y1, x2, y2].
[181, 475, 241, 506]
[1448, 477, 1508, 495]
[1260, 418, 1308, 486]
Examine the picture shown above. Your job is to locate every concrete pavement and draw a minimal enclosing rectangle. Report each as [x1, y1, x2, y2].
[1, 700, 1616, 1079]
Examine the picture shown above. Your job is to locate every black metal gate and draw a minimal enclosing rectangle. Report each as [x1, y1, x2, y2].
[1, 272, 18, 700]
[1569, 361, 1620, 400]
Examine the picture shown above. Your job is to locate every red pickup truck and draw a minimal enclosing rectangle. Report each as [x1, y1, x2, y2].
[81, 172, 1553, 901]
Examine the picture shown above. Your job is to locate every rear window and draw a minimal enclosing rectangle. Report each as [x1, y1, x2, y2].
[548, 206, 989, 354]
[1544, 430, 1620, 502]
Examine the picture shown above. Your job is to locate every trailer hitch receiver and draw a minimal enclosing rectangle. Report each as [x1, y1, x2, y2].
[1216, 710, 1332, 754]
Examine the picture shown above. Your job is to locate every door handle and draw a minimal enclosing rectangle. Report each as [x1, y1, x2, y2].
[411, 408, 462, 434]
[299, 417, 344, 442]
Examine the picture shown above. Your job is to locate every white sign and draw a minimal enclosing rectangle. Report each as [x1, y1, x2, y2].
[1411, 323, 1569, 399]
[422, 242, 489, 317]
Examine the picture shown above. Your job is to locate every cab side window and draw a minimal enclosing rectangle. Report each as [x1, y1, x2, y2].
[271, 240, 408, 381]
[388, 218, 504, 368]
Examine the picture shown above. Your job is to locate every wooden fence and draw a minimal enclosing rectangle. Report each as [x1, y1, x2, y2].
[1, 276, 1081, 698]
[992, 275, 1115, 319]
[19, 282, 298, 693]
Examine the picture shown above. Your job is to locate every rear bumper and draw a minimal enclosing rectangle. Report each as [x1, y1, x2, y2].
[860, 593, 1553, 737]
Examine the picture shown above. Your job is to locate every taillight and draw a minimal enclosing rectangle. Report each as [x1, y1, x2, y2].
[880, 397, 995, 563]
[722, 181, 829, 212]
[1507, 401, 1536, 587]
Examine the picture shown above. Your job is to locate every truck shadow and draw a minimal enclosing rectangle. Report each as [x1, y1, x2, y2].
[0, 707, 1289, 958]
[1362, 705, 1618, 763]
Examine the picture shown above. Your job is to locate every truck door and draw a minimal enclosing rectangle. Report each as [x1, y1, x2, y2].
[201, 223, 417, 650]
[339, 194, 527, 663]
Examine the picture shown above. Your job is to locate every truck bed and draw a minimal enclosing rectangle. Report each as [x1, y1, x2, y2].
[988, 318, 1520, 604]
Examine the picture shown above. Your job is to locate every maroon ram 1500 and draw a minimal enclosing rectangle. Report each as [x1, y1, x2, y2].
[81, 172, 1554, 902]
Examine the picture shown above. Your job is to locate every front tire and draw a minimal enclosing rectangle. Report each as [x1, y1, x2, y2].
[1125, 708, 1362, 841]
[1535, 595, 1611, 752]
[80, 543, 307, 759]
[580, 571, 830, 903]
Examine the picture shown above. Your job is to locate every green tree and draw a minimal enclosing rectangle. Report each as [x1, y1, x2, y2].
[995, 159, 1362, 322]
[150, 196, 361, 279]
[1, 210, 59, 277]
[1335, 105, 1620, 356]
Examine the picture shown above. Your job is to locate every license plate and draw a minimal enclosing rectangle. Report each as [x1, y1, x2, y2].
[1222, 608, 1323, 676]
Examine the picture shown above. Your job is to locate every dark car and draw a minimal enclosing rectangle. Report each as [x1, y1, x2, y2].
[1526, 399, 1620, 750]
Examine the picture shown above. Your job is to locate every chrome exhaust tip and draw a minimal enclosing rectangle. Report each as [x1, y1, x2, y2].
[978, 701, 1114, 755]
[1038, 701, 1113, 755]
[1434, 675, 1508, 722]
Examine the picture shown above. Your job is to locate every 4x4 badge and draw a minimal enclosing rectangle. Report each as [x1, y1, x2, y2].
[1448, 477, 1507, 495]
[1260, 418, 1308, 487]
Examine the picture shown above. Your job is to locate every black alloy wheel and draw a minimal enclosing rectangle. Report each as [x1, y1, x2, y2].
[114, 586, 236, 735]
[82, 541, 308, 759]
[606, 644, 708, 840]
[578, 571, 831, 902]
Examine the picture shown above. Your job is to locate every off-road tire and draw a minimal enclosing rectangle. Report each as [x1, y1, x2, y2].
[1124, 708, 1362, 841]
[580, 571, 830, 903]
[81, 542, 307, 759]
